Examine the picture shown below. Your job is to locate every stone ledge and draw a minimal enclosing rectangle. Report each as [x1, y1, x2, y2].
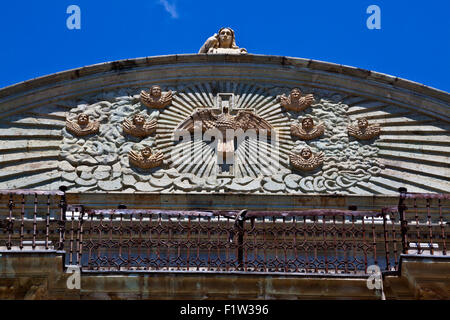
[0, 54, 448, 105]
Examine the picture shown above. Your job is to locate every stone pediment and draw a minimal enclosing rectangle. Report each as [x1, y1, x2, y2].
[0, 54, 448, 194]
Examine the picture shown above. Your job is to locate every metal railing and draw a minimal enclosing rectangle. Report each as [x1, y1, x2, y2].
[74, 208, 388, 274]
[397, 189, 448, 256]
[0, 188, 448, 276]
[0, 188, 67, 251]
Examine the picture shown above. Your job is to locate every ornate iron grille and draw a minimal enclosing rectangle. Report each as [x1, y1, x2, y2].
[0, 188, 448, 276]
[74, 208, 390, 274]
[397, 190, 449, 256]
[0, 189, 66, 251]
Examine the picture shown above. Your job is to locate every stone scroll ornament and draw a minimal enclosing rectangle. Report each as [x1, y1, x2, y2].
[290, 148, 324, 172]
[128, 147, 164, 170]
[122, 114, 157, 138]
[66, 113, 100, 136]
[291, 117, 325, 140]
[348, 118, 381, 140]
[198, 27, 247, 55]
[280, 88, 315, 112]
[140, 85, 173, 109]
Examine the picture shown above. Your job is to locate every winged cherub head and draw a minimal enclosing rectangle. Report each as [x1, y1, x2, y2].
[302, 117, 314, 131]
[141, 147, 153, 158]
[300, 148, 313, 160]
[150, 85, 162, 98]
[357, 118, 369, 130]
[290, 88, 302, 101]
[77, 114, 89, 126]
[133, 114, 146, 126]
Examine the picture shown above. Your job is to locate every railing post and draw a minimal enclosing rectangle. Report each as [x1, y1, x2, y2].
[7, 194, 14, 250]
[382, 209, 390, 271]
[77, 207, 85, 267]
[235, 210, 247, 271]
[58, 186, 68, 250]
[398, 187, 408, 254]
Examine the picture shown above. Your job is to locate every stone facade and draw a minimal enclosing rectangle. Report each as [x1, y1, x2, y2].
[0, 55, 448, 195]
[0, 253, 448, 300]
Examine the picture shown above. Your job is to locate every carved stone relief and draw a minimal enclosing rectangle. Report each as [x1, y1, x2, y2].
[280, 88, 315, 112]
[122, 114, 156, 138]
[290, 148, 324, 172]
[199, 27, 247, 55]
[348, 118, 381, 140]
[57, 82, 384, 194]
[291, 117, 325, 140]
[66, 113, 100, 136]
[129, 147, 164, 170]
[140, 85, 172, 109]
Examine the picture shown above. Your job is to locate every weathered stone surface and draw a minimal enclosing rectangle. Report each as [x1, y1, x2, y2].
[58, 161, 75, 172]
[75, 177, 97, 186]
[0, 253, 447, 300]
[0, 55, 447, 195]
[98, 179, 122, 191]
[62, 171, 77, 182]
[93, 166, 111, 180]
[135, 182, 161, 192]
[122, 174, 137, 186]
[262, 177, 286, 192]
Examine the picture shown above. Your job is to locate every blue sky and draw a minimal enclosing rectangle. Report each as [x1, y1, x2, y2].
[0, 0, 449, 92]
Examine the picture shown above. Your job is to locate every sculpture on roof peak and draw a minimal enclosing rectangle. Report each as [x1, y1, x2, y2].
[199, 27, 247, 54]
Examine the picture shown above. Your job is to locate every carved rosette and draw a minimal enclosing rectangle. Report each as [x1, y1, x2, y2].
[128, 147, 164, 170]
[122, 115, 157, 138]
[140, 85, 172, 109]
[280, 88, 314, 112]
[66, 114, 100, 136]
[291, 117, 325, 140]
[348, 118, 380, 140]
[290, 148, 324, 171]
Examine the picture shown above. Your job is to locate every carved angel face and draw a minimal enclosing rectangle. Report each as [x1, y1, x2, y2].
[150, 86, 162, 98]
[300, 148, 312, 159]
[357, 118, 369, 129]
[133, 114, 146, 126]
[141, 147, 152, 158]
[290, 88, 301, 100]
[302, 117, 314, 131]
[77, 114, 89, 126]
[219, 28, 233, 48]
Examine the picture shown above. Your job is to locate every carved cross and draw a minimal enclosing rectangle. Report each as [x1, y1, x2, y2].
[176, 93, 273, 177]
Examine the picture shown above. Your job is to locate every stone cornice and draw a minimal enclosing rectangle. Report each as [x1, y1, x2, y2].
[0, 54, 448, 121]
